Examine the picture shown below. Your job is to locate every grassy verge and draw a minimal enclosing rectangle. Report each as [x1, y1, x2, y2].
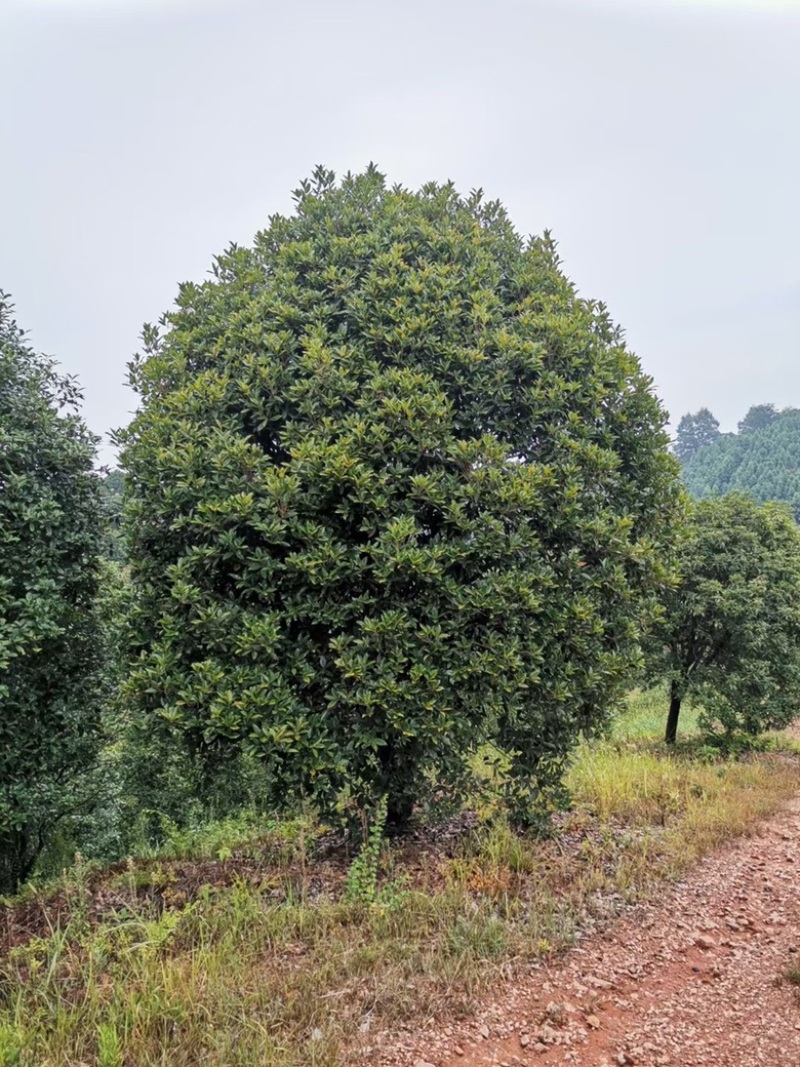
[1, 691, 798, 1067]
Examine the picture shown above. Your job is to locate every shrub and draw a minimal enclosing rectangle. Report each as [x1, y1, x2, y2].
[119, 166, 680, 827]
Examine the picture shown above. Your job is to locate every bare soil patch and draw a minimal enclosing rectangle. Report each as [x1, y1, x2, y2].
[374, 792, 800, 1067]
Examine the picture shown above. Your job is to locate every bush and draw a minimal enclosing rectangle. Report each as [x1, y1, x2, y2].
[119, 166, 680, 827]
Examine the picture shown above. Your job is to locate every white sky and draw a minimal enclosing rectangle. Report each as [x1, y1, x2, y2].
[1, 0, 798, 460]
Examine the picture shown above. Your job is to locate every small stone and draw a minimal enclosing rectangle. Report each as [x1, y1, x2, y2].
[546, 1001, 567, 1025]
[520, 1034, 531, 1048]
[414, 1060, 437, 1067]
[479, 1025, 490, 1040]
[454, 1048, 464, 1057]
[586, 1014, 601, 1029]
[695, 934, 717, 950]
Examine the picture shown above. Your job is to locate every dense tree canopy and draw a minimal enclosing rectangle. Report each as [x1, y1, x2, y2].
[0, 293, 107, 892]
[682, 408, 800, 518]
[674, 408, 721, 463]
[648, 495, 800, 743]
[120, 167, 681, 826]
[737, 403, 778, 435]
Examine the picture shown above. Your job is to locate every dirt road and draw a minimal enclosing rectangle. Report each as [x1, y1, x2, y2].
[384, 794, 800, 1067]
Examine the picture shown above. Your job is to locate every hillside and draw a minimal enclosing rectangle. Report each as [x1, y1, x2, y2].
[682, 410, 800, 516]
[3, 692, 799, 1067]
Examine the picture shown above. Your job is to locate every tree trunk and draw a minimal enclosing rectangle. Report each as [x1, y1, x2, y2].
[379, 741, 417, 834]
[386, 791, 415, 834]
[665, 682, 682, 745]
[0, 828, 34, 897]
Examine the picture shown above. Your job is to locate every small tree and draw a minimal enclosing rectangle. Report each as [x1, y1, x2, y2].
[120, 167, 681, 827]
[0, 293, 106, 893]
[674, 408, 720, 462]
[650, 494, 800, 744]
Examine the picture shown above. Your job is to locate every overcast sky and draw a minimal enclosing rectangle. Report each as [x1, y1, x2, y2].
[1, 0, 798, 461]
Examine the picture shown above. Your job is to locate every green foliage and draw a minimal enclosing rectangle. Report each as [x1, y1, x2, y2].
[674, 407, 721, 462]
[119, 165, 680, 828]
[344, 794, 388, 905]
[737, 403, 778, 435]
[682, 407, 800, 518]
[647, 494, 800, 741]
[83, 557, 278, 860]
[97, 1022, 124, 1067]
[0, 293, 108, 894]
[0, 1022, 22, 1067]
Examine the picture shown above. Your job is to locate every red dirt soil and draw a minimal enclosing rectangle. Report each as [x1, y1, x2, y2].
[370, 794, 800, 1067]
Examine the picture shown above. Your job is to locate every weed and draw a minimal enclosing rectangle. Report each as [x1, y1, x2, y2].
[344, 795, 388, 906]
[97, 1021, 123, 1067]
[448, 914, 508, 962]
[0, 1023, 22, 1067]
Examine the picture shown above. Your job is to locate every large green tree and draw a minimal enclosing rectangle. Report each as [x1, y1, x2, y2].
[674, 408, 721, 462]
[0, 293, 107, 892]
[650, 494, 800, 744]
[120, 167, 681, 826]
[738, 403, 778, 435]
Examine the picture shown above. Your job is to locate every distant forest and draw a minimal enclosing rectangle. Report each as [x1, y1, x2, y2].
[678, 404, 800, 517]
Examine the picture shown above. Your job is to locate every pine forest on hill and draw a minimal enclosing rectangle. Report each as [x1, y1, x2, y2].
[679, 404, 800, 517]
